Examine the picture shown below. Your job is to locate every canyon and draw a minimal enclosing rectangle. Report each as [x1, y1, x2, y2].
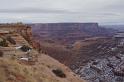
[0, 23, 85, 82]
[0, 23, 122, 82]
[31, 23, 117, 67]
[30, 23, 124, 82]
[75, 33, 124, 82]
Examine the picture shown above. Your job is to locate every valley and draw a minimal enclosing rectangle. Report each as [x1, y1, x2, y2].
[0, 23, 123, 82]
[31, 23, 117, 67]
[30, 23, 124, 82]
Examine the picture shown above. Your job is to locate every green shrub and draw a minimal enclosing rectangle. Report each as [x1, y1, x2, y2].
[52, 69, 66, 78]
[0, 38, 8, 47]
[20, 45, 31, 52]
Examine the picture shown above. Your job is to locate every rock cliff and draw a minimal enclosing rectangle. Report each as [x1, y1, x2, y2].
[31, 23, 116, 43]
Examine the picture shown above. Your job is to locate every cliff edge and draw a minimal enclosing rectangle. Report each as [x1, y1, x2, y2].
[0, 24, 85, 82]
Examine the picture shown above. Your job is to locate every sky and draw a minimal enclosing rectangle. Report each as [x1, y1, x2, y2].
[0, 0, 124, 25]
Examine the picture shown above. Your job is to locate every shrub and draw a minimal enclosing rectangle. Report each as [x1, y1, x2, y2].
[0, 38, 8, 47]
[20, 45, 31, 52]
[6, 36, 16, 45]
[52, 69, 66, 78]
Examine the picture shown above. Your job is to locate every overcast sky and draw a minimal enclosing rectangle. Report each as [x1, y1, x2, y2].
[0, 0, 124, 25]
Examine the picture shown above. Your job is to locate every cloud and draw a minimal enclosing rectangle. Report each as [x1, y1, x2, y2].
[0, 0, 123, 24]
[0, 8, 75, 14]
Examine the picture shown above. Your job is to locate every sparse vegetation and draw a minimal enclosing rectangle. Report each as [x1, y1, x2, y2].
[52, 69, 66, 78]
[0, 59, 36, 82]
[20, 45, 31, 52]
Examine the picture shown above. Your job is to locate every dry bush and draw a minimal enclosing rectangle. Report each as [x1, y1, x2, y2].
[52, 69, 66, 78]
[20, 45, 31, 52]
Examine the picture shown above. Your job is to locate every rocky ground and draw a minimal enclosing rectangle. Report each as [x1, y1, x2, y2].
[74, 37, 124, 82]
